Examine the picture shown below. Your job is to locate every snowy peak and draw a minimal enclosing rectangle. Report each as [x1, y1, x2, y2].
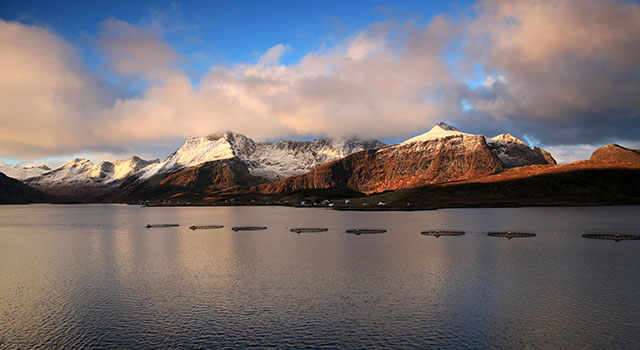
[60, 158, 94, 172]
[488, 133, 527, 146]
[436, 122, 460, 131]
[171, 131, 256, 168]
[134, 132, 385, 182]
[111, 157, 159, 180]
[247, 137, 385, 180]
[136, 132, 254, 180]
[26, 156, 159, 189]
[486, 134, 556, 168]
[401, 122, 469, 144]
[0, 161, 51, 180]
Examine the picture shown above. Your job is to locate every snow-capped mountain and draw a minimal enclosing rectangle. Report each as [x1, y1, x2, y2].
[16, 124, 556, 198]
[136, 132, 386, 181]
[486, 133, 556, 168]
[25, 156, 159, 194]
[261, 122, 557, 195]
[0, 161, 51, 180]
[262, 122, 504, 194]
[22, 132, 384, 196]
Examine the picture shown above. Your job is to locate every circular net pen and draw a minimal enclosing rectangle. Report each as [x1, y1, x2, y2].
[487, 231, 536, 239]
[582, 233, 640, 242]
[290, 228, 329, 233]
[346, 228, 387, 235]
[421, 230, 465, 237]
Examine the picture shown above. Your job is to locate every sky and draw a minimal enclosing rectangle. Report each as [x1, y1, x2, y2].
[1, 0, 639, 166]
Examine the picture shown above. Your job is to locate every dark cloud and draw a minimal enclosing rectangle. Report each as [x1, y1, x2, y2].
[463, 0, 640, 145]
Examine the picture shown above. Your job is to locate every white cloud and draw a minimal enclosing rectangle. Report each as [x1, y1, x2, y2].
[0, 20, 112, 158]
[98, 17, 180, 79]
[258, 43, 291, 66]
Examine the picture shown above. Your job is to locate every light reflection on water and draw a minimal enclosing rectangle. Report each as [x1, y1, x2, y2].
[0, 204, 639, 349]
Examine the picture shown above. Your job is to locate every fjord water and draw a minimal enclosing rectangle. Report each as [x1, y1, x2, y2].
[1, 205, 639, 349]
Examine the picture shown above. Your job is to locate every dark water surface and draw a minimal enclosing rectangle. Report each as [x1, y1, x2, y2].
[1, 204, 639, 349]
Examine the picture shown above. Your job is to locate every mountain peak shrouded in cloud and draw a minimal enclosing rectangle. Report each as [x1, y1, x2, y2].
[1, 0, 639, 164]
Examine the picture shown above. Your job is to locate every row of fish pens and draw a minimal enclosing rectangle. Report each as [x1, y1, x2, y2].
[144, 224, 639, 241]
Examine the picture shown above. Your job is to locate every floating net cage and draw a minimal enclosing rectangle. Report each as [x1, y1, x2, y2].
[582, 233, 640, 241]
[346, 228, 387, 235]
[487, 231, 536, 239]
[146, 224, 179, 228]
[421, 230, 466, 237]
[189, 225, 224, 230]
[290, 228, 329, 233]
[231, 226, 268, 232]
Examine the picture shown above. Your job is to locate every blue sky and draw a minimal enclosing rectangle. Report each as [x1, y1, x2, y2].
[1, 0, 639, 166]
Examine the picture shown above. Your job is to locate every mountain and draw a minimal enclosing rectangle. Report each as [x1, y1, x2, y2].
[346, 161, 640, 209]
[0, 161, 51, 180]
[22, 132, 384, 198]
[590, 144, 640, 164]
[25, 156, 159, 196]
[108, 157, 262, 201]
[259, 123, 506, 195]
[0, 171, 55, 204]
[486, 133, 556, 168]
[135, 132, 386, 182]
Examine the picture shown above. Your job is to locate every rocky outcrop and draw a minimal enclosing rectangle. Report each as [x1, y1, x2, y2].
[533, 147, 557, 165]
[590, 144, 640, 164]
[487, 133, 556, 168]
[260, 124, 504, 195]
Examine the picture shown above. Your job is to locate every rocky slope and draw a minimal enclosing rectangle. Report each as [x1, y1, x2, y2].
[0, 172, 56, 204]
[259, 123, 505, 195]
[348, 161, 640, 209]
[486, 133, 556, 167]
[590, 144, 640, 164]
[109, 157, 262, 200]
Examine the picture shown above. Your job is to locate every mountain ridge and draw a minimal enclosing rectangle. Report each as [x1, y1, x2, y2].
[258, 122, 556, 195]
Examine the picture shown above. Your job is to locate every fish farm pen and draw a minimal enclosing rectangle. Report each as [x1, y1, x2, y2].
[290, 228, 329, 233]
[231, 226, 268, 232]
[487, 231, 536, 239]
[346, 228, 387, 235]
[189, 225, 224, 230]
[421, 230, 466, 237]
[146, 224, 179, 228]
[582, 233, 640, 241]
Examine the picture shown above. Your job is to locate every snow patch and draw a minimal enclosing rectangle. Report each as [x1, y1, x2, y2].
[401, 122, 470, 144]
[487, 133, 528, 146]
[0, 161, 51, 180]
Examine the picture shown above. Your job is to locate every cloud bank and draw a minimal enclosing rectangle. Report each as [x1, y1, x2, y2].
[1, 0, 639, 161]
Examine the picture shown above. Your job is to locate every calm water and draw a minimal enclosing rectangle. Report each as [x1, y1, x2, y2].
[1, 204, 639, 349]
